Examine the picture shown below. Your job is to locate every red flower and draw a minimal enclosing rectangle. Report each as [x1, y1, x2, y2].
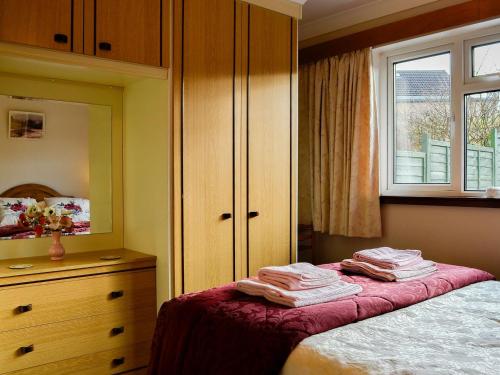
[39, 216, 46, 225]
[34, 225, 43, 238]
[18, 213, 29, 227]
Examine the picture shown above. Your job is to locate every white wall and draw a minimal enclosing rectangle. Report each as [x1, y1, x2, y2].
[0, 96, 89, 197]
[312, 204, 500, 278]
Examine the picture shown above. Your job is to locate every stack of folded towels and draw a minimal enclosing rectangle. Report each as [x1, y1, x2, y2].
[341, 247, 437, 282]
[237, 263, 362, 307]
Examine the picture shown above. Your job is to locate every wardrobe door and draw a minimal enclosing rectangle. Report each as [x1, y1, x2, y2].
[247, 6, 292, 275]
[0, 0, 72, 51]
[94, 0, 162, 66]
[182, 0, 235, 293]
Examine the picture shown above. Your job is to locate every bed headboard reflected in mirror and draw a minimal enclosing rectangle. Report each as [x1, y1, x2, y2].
[1, 183, 64, 201]
[0, 94, 113, 240]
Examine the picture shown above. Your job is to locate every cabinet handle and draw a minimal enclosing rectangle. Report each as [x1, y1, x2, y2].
[99, 42, 112, 51]
[111, 326, 125, 336]
[18, 345, 34, 355]
[221, 213, 232, 220]
[16, 304, 32, 314]
[112, 357, 125, 366]
[248, 211, 259, 218]
[53, 33, 68, 43]
[110, 290, 124, 299]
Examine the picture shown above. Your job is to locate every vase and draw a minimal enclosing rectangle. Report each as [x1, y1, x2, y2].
[48, 231, 65, 261]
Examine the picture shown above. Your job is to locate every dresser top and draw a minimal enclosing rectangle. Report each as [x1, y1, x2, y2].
[0, 249, 156, 287]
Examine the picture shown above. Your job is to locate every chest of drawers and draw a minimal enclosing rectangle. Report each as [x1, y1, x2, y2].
[0, 249, 156, 374]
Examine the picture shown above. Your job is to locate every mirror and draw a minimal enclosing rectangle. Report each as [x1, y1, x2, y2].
[0, 94, 112, 240]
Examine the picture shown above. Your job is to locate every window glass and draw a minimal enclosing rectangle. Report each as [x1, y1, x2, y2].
[393, 53, 452, 184]
[472, 41, 500, 77]
[465, 90, 500, 191]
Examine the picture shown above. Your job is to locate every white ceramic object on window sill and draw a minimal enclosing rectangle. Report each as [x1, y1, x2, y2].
[485, 187, 500, 198]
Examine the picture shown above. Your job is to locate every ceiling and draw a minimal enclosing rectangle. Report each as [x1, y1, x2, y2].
[301, 0, 379, 24]
[298, 0, 446, 41]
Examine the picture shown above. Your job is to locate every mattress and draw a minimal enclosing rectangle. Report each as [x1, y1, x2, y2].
[282, 280, 500, 375]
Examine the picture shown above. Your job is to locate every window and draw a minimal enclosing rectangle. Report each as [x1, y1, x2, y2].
[465, 90, 500, 191]
[378, 23, 500, 196]
[393, 53, 451, 184]
[472, 41, 500, 77]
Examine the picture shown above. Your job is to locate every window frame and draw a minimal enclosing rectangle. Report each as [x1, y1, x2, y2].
[376, 21, 500, 197]
[464, 32, 500, 83]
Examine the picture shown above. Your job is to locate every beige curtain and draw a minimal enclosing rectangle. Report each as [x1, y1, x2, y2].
[299, 48, 381, 238]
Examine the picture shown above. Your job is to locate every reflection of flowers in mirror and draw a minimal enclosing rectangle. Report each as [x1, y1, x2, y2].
[18, 202, 73, 238]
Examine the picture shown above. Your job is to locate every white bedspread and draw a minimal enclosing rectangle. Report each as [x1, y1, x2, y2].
[282, 280, 500, 375]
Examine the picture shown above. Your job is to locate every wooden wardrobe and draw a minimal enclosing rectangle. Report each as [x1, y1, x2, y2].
[173, 0, 298, 295]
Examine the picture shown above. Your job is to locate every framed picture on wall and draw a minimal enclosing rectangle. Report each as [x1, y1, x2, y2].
[8, 111, 45, 139]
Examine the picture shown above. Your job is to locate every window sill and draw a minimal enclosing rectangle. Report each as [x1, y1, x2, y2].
[380, 195, 500, 208]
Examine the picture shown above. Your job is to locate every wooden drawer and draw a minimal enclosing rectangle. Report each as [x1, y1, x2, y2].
[0, 269, 155, 332]
[5, 343, 150, 375]
[0, 307, 156, 373]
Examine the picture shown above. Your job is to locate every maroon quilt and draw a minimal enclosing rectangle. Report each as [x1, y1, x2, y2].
[148, 263, 494, 375]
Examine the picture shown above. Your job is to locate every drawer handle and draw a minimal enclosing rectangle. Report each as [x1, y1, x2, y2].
[53, 33, 68, 43]
[18, 345, 34, 355]
[99, 42, 112, 51]
[221, 213, 232, 220]
[110, 290, 124, 299]
[112, 357, 125, 366]
[248, 211, 259, 218]
[111, 326, 125, 336]
[16, 304, 33, 314]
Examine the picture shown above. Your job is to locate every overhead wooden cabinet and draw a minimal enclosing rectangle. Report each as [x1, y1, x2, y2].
[93, 0, 164, 66]
[0, 0, 170, 67]
[173, 0, 298, 295]
[0, 0, 72, 52]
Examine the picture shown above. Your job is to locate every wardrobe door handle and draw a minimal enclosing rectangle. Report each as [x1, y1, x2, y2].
[110, 290, 124, 299]
[99, 42, 112, 51]
[221, 213, 232, 220]
[19, 345, 34, 355]
[112, 357, 125, 366]
[16, 304, 32, 314]
[111, 326, 125, 336]
[248, 211, 259, 218]
[53, 33, 68, 43]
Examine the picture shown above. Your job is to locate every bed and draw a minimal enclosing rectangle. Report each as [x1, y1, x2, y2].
[0, 183, 91, 239]
[283, 280, 500, 374]
[148, 263, 497, 375]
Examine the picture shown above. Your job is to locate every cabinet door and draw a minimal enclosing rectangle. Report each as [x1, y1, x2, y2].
[95, 0, 161, 66]
[182, 0, 235, 293]
[247, 6, 292, 275]
[0, 0, 72, 51]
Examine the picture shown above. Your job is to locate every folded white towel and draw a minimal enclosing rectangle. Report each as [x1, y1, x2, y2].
[353, 247, 423, 269]
[237, 278, 362, 307]
[258, 263, 340, 290]
[341, 258, 437, 282]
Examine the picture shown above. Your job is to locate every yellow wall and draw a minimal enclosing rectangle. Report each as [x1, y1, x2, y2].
[0, 73, 123, 259]
[123, 77, 172, 307]
[88, 105, 113, 233]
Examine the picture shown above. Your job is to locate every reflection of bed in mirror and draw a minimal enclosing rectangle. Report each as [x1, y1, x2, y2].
[0, 183, 91, 240]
